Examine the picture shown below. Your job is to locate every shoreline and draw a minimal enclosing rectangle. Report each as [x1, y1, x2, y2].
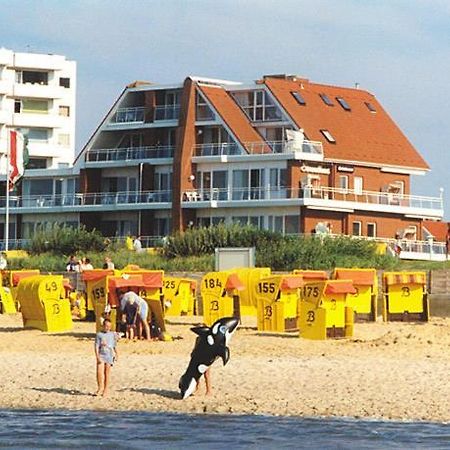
[1, 314, 449, 423]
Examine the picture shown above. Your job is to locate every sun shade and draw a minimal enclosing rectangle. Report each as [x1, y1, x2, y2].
[325, 281, 356, 295]
[296, 270, 328, 280]
[82, 270, 115, 282]
[225, 273, 245, 291]
[384, 272, 426, 286]
[280, 276, 304, 289]
[334, 269, 375, 286]
[12, 270, 40, 286]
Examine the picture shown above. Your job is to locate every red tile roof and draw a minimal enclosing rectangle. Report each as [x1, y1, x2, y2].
[264, 77, 429, 170]
[199, 84, 270, 153]
[423, 220, 449, 241]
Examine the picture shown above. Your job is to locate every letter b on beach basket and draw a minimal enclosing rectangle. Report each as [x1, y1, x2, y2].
[382, 272, 429, 322]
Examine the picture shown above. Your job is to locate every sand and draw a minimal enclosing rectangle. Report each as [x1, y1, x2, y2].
[0, 313, 449, 422]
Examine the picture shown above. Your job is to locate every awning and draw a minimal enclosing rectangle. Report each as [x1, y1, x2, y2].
[280, 276, 304, 290]
[295, 270, 328, 280]
[325, 281, 356, 295]
[12, 270, 40, 286]
[225, 273, 245, 291]
[82, 269, 115, 282]
[334, 269, 375, 286]
[384, 272, 426, 286]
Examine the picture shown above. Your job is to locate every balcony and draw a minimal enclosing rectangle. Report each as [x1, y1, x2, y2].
[14, 82, 65, 99]
[85, 145, 175, 165]
[111, 107, 146, 124]
[13, 112, 64, 128]
[0, 190, 172, 212]
[193, 139, 324, 160]
[182, 186, 444, 218]
[154, 104, 180, 121]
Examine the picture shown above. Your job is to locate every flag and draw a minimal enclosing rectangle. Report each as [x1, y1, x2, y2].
[9, 130, 25, 191]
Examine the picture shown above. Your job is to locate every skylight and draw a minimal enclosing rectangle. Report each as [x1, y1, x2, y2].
[336, 97, 351, 111]
[291, 91, 306, 105]
[319, 93, 334, 106]
[365, 102, 376, 113]
[320, 129, 336, 143]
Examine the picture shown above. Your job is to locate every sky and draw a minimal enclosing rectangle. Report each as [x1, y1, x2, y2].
[0, 0, 449, 215]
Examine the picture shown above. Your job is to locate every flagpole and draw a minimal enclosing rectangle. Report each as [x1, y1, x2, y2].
[5, 130, 9, 252]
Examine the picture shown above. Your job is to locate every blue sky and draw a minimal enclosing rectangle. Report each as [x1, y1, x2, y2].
[1, 0, 449, 214]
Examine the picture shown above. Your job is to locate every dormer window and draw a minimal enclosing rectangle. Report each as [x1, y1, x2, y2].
[320, 129, 336, 143]
[319, 93, 334, 106]
[291, 91, 306, 105]
[365, 102, 376, 113]
[336, 97, 351, 111]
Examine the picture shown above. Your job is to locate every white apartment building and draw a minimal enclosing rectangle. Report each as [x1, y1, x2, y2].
[0, 48, 76, 172]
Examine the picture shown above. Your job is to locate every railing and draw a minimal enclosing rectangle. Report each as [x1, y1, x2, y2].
[182, 186, 443, 211]
[302, 186, 444, 211]
[0, 191, 172, 208]
[240, 105, 284, 122]
[154, 105, 180, 121]
[112, 107, 146, 123]
[86, 145, 175, 162]
[193, 139, 323, 157]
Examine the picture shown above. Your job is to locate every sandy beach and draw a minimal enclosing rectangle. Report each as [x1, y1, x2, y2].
[0, 313, 449, 422]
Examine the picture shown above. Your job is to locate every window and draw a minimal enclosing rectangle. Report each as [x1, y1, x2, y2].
[367, 223, 376, 238]
[59, 77, 70, 88]
[58, 133, 70, 147]
[27, 158, 47, 169]
[365, 102, 376, 113]
[291, 91, 306, 105]
[354, 176, 363, 194]
[352, 221, 362, 236]
[320, 129, 336, 143]
[336, 97, 351, 111]
[319, 93, 334, 106]
[339, 175, 349, 190]
[59, 105, 70, 117]
[14, 100, 21, 113]
[22, 99, 48, 114]
[28, 129, 48, 141]
[21, 70, 48, 85]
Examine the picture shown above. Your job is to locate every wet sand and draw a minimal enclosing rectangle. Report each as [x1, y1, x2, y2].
[0, 314, 449, 422]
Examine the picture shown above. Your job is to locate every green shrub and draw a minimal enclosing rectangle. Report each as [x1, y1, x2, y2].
[29, 224, 106, 255]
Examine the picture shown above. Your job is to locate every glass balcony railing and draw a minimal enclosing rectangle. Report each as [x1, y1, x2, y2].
[193, 140, 323, 157]
[112, 107, 146, 123]
[0, 191, 172, 209]
[154, 105, 180, 121]
[86, 145, 175, 162]
[182, 186, 444, 211]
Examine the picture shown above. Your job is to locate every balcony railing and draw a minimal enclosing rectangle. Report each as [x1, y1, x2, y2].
[112, 107, 146, 123]
[182, 186, 443, 211]
[0, 191, 172, 209]
[154, 105, 180, 121]
[193, 139, 324, 157]
[86, 145, 175, 162]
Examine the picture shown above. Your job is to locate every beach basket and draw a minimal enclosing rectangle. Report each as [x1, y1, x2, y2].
[17, 275, 73, 332]
[299, 280, 355, 340]
[200, 271, 244, 326]
[163, 276, 197, 316]
[332, 268, 378, 322]
[382, 272, 429, 322]
[255, 274, 303, 332]
[0, 286, 16, 314]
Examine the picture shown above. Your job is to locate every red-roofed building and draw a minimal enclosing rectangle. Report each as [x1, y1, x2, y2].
[13, 74, 446, 260]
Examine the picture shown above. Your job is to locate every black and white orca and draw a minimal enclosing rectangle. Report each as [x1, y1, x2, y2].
[179, 317, 239, 399]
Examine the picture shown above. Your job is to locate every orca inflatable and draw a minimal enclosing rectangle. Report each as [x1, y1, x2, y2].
[179, 317, 239, 399]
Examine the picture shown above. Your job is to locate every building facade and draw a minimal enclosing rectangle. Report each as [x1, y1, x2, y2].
[0, 48, 76, 171]
[5, 74, 446, 258]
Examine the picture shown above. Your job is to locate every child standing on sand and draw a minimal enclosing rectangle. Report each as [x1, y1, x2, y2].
[94, 318, 119, 397]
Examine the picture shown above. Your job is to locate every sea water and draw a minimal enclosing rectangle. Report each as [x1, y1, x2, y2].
[0, 409, 448, 449]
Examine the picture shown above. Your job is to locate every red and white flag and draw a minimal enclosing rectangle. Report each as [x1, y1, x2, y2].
[9, 130, 25, 191]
